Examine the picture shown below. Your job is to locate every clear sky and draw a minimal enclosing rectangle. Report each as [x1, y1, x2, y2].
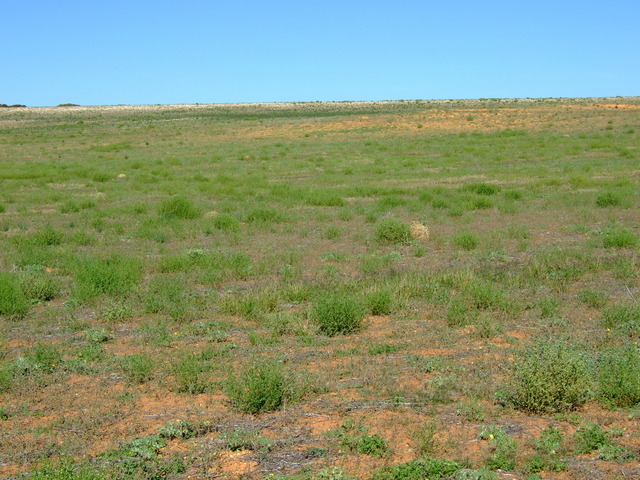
[2, 1, 639, 106]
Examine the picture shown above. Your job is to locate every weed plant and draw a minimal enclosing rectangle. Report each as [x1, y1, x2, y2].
[374, 218, 411, 244]
[479, 425, 518, 471]
[500, 341, 591, 414]
[370, 457, 461, 480]
[74, 255, 143, 302]
[226, 359, 298, 413]
[333, 419, 390, 458]
[0, 272, 30, 318]
[597, 346, 640, 407]
[313, 292, 365, 335]
[158, 195, 201, 219]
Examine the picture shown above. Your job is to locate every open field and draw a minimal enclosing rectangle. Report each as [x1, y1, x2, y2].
[1, 97, 639, 479]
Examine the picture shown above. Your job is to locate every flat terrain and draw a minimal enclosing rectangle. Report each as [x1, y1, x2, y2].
[1, 98, 639, 479]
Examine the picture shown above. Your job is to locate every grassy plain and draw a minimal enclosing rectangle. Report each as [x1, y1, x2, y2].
[0, 98, 639, 479]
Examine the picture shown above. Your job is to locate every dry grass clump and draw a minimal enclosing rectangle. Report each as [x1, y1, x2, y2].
[410, 222, 430, 241]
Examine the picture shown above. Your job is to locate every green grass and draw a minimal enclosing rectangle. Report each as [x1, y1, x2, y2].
[313, 292, 365, 336]
[500, 341, 592, 414]
[374, 218, 411, 244]
[226, 359, 300, 413]
[1, 99, 640, 479]
[0, 272, 30, 319]
[74, 255, 143, 302]
[158, 195, 201, 219]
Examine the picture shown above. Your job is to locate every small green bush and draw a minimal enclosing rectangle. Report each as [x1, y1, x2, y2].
[452, 231, 479, 250]
[578, 289, 608, 309]
[222, 427, 273, 452]
[602, 227, 638, 248]
[365, 288, 394, 315]
[374, 218, 411, 244]
[313, 293, 365, 336]
[92, 172, 111, 182]
[20, 271, 61, 302]
[226, 359, 298, 414]
[480, 426, 518, 471]
[144, 275, 194, 322]
[15, 343, 63, 376]
[526, 426, 567, 473]
[158, 195, 201, 219]
[210, 213, 240, 232]
[371, 457, 461, 480]
[157, 420, 216, 440]
[574, 422, 610, 454]
[501, 341, 591, 414]
[245, 207, 286, 223]
[601, 304, 640, 332]
[121, 354, 155, 384]
[173, 354, 211, 394]
[31, 225, 64, 246]
[0, 364, 13, 393]
[30, 459, 105, 480]
[595, 192, 621, 207]
[74, 255, 143, 301]
[598, 346, 640, 407]
[464, 183, 500, 196]
[334, 419, 389, 458]
[0, 272, 30, 318]
[306, 192, 345, 207]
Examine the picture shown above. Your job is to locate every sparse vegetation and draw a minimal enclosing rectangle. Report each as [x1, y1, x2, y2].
[1, 99, 639, 479]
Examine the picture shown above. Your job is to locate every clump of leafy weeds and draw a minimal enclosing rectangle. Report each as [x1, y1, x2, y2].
[226, 359, 301, 413]
[332, 419, 390, 458]
[370, 457, 461, 480]
[452, 231, 479, 250]
[0, 272, 30, 319]
[313, 292, 365, 336]
[158, 195, 201, 219]
[74, 255, 143, 302]
[479, 425, 518, 471]
[597, 346, 640, 407]
[374, 218, 411, 245]
[526, 426, 567, 473]
[595, 191, 621, 207]
[499, 340, 591, 414]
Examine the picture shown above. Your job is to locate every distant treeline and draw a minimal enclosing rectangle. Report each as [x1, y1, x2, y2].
[0, 104, 27, 108]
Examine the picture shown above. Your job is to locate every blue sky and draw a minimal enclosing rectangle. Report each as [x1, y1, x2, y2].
[2, 1, 638, 106]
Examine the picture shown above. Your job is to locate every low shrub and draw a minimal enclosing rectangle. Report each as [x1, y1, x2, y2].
[374, 218, 411, 245]
[452, 231, 479, 250]
[0, 272, 30, 319]
[464, 183, 500, 196]
[480, 426, 518, 471]
[500, 341, 591, 414]
[226, 359, 298, 413]
[30, 225, 64, 246]
[365, 288, 394, 315]
[245, 207, 286, 223]
[313, 292, 365, 336]
[371, 457, 461, 480]
[30, 459, 105, 480]
[602, 227, 638, 248]
[158, 195, 201, 219]
[333, 419, 389, 458]
[173, 354, 211, 394]
[574, 422, 610, 454]
[595, 192, 621, 207]
[19, 271, 61, 302]
[598, 346, 640, 407]
[74, 255, 143, 301]
[210, 213, 240, 232]
[121, 354, 155, 384]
